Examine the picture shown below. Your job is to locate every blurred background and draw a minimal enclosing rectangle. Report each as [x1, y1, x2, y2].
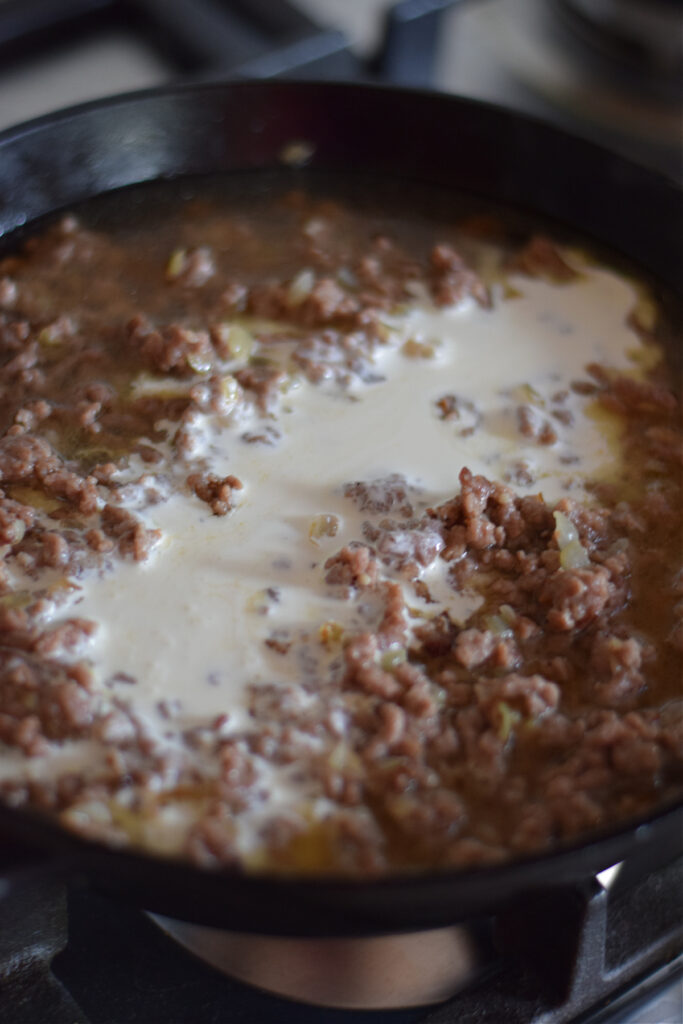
[0, 0, 680, 179]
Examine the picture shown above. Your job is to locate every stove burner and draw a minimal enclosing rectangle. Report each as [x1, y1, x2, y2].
[142, 857, 683, 1018]
[149, 917, 485, 1008]
[0, 862, 676, 1023]
[2, 846, 680, 1021]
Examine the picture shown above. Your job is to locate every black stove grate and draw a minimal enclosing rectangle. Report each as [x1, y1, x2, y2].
[426, 857, 683, 1024]
[0, 0, 459, 87]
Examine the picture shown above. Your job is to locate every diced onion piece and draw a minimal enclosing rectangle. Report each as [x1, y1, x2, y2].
[328, 743, 363, 776]
[38, 326, 61, 346]
[4, 518, 26, 544]
[186, 351, 212, 375]
[404, 280, 428, 300]
[219, 374, 241, 412]
[554, 511, 590, 569]
[631, 293, 658, 332]
[496, 701, 522, 742]
[288, 268, 315, 306]
[130, 373, 191, 398]
[303, 218, 326, 239]
[64, 799, 113, 826]
[166, 248, 186, 280]
[511, 382, 544, 407]
[381, 646, 407, 671]
[309, 514, 339, 543]
[503, 283, 523, 300]
[247, 590, 273, 615]
[386, 794, 418, 821]
[0, 276, 18, 307]
[560, 539, 591, 569]
[319, 621, 344, 647]
[553, 510, 578, 546]
[402, 338, 436, 359]
[213, 323, 254, 361]
[0, 590, 32, 609]
[47, 577, 81, 598]
[485, 614, 513, 637]
[280, 373, 301, 395]
[38, 316, 75, 346]
[279, 140, 315, 167]
[10, 485, 64, 513]
[244, 317, 295, 336]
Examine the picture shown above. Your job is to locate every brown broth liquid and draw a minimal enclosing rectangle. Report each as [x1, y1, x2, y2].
[0, 176, 680, 874]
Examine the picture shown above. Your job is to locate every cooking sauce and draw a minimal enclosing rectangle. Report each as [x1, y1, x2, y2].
[0, 183, 680, 873]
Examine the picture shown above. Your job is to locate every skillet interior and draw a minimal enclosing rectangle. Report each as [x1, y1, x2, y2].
[0, 80, 681, 935]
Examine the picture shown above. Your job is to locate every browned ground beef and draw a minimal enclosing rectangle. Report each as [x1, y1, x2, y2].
[0, 188, 680, 876]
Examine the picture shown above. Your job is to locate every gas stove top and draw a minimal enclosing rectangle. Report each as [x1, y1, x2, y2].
[0, 0, 680, 178]
[0, 3, 681, 1021]
[1, 852, 681, 1023]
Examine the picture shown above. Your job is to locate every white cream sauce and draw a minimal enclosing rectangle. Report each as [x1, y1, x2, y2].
[0, 265, 650, 846]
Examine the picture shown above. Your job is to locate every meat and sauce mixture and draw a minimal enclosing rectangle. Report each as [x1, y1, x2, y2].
[0, 180, 681, 876]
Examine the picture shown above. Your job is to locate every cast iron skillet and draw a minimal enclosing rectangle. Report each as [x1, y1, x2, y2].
[0, 80, 681, 937]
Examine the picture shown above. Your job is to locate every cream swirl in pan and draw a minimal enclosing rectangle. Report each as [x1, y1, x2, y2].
[0, 193, 680, 873]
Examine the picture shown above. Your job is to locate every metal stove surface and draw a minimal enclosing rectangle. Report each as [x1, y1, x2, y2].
[148, 915, 487, 1009]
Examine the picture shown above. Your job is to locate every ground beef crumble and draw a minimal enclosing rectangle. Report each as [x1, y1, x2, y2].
[429, 244, 491, 309]
[344, 473, 418, 518]
[0, 195, 680, 879]
[362, 518, 445, 577]
[187, 471, 243, 516]
[510, 235, 579, 282]
[305, 439, 681, 868]
[517, 404, 558, 445]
